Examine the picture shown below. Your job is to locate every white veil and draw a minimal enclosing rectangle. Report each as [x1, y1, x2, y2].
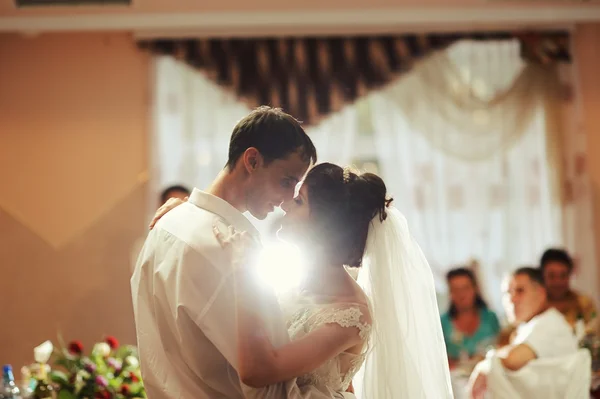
[353, 207, 453, 398]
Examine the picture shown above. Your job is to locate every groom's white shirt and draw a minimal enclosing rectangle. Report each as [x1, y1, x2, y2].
[131, 189, 339, 399]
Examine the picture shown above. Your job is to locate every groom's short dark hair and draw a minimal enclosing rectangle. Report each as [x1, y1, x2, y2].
[226, 106, 317, 170]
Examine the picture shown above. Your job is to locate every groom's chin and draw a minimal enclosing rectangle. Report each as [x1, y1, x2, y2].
[248, 204, 275, 221]
[251, 211, 269, 221]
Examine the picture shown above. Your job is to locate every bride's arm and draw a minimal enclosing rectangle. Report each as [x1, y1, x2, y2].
[239, 325, 361, 388]
[235, 274, 364, 388]
[216, 225, 367, 388]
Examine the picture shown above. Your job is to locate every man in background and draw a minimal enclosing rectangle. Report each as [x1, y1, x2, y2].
[540, 248, 597, 331]
[469, 267, 578, 398]
[159, 184, 190, 205]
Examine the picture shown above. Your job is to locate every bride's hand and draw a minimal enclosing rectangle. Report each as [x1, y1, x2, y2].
[213, 223, 259, 270]
[149, 197, 188, 229]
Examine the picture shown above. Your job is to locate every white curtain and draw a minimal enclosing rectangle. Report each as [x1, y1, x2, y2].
[358, 40, 597, 313]
[151, 56, 249, 197]
[151, 40, 597, 312]
[368, 87, 559, 314]
[360, 40, 564, 314]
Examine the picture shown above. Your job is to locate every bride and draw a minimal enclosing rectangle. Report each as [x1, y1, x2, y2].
[154, 163, 453, 398]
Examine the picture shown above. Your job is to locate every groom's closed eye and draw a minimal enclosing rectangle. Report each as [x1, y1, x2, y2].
[280, 177, 298, 189]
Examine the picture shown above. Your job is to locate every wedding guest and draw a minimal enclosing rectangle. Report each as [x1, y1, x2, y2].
[129, 185, 191, 272]
[540, 248, 597, 330]
[160, 184, 191, 205]
[441, 268, 500, 368]
[468, 267, 578, 398]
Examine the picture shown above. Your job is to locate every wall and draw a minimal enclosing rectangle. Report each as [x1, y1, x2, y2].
[1, 0, 594, 16]
[573, 23, 600, 296]
[0, 32, 149, 369]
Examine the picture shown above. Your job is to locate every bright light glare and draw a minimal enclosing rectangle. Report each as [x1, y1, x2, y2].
[256, 241, 306, 294]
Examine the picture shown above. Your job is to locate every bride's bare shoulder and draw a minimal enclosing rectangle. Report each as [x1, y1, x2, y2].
[334, 287, 372, 325]
[347, 275, 370, 306]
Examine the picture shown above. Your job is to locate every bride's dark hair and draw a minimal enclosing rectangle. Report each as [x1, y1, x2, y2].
[303, 163, 393, 267]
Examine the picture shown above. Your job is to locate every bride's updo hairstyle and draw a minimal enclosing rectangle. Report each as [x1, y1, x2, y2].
[303, 163, 393, 268]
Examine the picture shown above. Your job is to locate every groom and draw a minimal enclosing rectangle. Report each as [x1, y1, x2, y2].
[131, 106, 348, 398]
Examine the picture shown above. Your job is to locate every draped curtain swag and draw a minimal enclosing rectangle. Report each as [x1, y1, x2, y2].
[139, 31, 570, 126]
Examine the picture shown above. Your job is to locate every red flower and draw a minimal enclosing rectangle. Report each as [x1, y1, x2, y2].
[120, 385, 131, 396]
[105, 336, 119, 350]
[95, 391, 110, 399]
[68, 341, 84, 355]
[129, 373, 139, 383]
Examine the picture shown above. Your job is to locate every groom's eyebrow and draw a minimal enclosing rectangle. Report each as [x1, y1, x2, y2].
[282, 172, 300, 183]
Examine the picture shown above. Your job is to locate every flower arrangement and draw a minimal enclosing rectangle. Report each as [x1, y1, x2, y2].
[28, 336, 145, 399]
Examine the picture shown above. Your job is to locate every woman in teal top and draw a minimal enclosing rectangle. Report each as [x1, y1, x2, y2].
[441, 268, 500, 364]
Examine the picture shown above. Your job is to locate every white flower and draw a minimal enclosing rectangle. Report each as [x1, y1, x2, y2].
[125, 356, 139, 369]
[77, 369, 91, 380]
[92, 342, 111, 357]
[34, 341, 54, 364]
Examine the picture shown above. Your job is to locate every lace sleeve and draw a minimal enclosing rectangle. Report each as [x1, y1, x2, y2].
[284, 302, 373, 392]
[311, 305, 372, 341]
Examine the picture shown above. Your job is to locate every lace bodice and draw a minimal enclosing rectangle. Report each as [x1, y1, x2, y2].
[280, 291, 372, 393]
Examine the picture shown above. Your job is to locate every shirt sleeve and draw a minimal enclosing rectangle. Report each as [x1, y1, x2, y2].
[518, 323, 548, 358]
[518, 311, 574, 358]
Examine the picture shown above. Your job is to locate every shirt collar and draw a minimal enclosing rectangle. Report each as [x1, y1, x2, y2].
[188, 188, 259, 237]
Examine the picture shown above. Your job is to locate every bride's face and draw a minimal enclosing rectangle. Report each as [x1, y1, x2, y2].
[279, 184, 312, 242]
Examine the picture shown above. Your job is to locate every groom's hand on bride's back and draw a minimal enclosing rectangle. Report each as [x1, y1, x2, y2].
[149, 197, 188, 229]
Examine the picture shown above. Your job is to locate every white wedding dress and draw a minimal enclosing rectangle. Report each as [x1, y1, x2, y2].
[280, 289, 372, 395]
[275, 207, 453, 398]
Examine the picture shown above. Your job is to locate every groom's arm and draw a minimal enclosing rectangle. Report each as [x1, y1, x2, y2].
[238, 319, 363, 388]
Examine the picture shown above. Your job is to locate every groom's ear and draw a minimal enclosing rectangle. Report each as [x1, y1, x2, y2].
[242, 147, 263, 174]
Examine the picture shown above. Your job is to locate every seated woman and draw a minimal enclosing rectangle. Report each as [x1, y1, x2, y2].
[441, 267, 500, 368]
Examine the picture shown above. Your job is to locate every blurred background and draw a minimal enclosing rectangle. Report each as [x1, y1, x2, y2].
[1, 0, 599, 389]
